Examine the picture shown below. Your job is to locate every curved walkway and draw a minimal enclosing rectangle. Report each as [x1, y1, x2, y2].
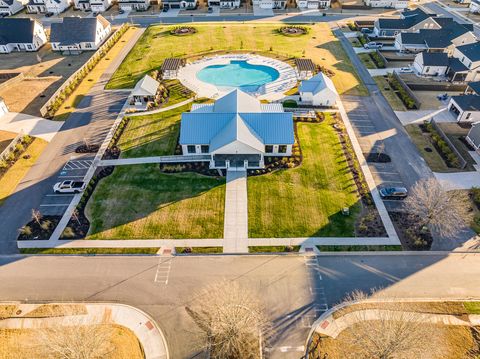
[0, 303, 169, 359]
[127, 98, 194, 117]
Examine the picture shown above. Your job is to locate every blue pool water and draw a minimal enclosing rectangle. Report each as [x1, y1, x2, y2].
[196, 60, 280, 92]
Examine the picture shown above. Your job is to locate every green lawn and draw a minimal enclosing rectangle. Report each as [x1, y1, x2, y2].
[85, 166, 226, 239]
[373, 76, 406, 111]
[358, 53, 376, 69]
[248, 119, 361, 238]
[119, 104, 188, 158]
[163, 79, 193, 106]
[464, 302, 480, 314]
[106, 23, 366, 96]
[20, 248, 160, 255]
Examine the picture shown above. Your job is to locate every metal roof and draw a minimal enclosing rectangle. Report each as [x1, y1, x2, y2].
[299, 72, 337, 96]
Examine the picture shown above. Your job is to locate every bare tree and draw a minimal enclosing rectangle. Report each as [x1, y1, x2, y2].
[36, 307, 115, 359]
[31, 209, 42, 226]
[403, 177, 470, 238]
[185, 281, 270, 359]
[327, 291, 446, 359]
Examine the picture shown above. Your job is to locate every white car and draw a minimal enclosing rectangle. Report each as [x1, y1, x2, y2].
[53, 180, 86, 194]
[399, 67, 414, 73]
[364, 42, 383, 49]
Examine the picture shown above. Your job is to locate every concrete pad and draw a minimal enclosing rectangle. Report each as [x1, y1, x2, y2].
[158, 8, 180, 17]
[0, 112, 62, 142]
[434, 171, 480, 190]
[206, 7, 220, 16]
[394, 108, 452, 126]
[253, 5, 273, 16]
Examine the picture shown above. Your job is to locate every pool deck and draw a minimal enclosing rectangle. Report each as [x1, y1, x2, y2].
[177, 54, 297, 101]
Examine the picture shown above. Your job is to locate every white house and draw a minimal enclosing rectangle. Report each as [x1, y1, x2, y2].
[413, 52, 449, 77]
[364, 0, 408, 9]
[252, 0, 286, 9]
[0, 97, 8, 118]
[299, 72, 338, 107]
[74, 0, 111, 11]
[27, 0, 69, 14]
[0, 0, 24, 16]
[452, 42, 480, 82]
[118, 0, 150, 10]
[296, 0, 330, 9]
[470, 0, 480, 13]
[466, 121, 480, 151]
[179, 89, 294, 170]
[0, 18, 47, 53]
[207, 0, 239, 8]
[162, 0, 195, 9]
[73, 0, 89, 10]
[448, 95, 480, 122]
[50, 16, 111, 53]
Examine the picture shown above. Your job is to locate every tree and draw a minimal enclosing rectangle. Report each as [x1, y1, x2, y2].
[403, 177, 470, 238]
[324, 291, 445, 359]
[31, 209, 42, 226]
[36, 307, 115, 359]
[185, 281, 270, 359]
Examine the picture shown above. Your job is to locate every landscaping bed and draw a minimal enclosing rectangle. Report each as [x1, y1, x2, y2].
[278, 25, 308, 36]
[249, 246, 300, 253]
[20, 248, 160, 255]
[390, 211, 432, 250]
[175, 247, 223, 254]
[420, 121, 463, 169]
[18, 215, 61, 241]
[387, 74, 418, 109]
[317, 245, 402, 251]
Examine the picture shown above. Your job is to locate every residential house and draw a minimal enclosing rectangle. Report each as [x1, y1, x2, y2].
[179, 89, 294, 170]
[372, 8, 438, 38]
[0, 18, 47, 53]
[296, 0, 330, 9]
[0, 0, 24, 16]
[50, 16, 111, 53]
[447, 57, 470, 82]
[162, 0, 196, 9]
[74, 0, 111, 11]
[466, 121, 480, 150]
[394, 19, 476, 54]
[207, 0, 239, 8]
[295, 58, 316, 80]
[130, 75, 160, 109]
[299, 72, 338, 107]
[448, 94, 480, 122]
[0, 97, 8, 118]
[364, 0, 408, 9]
[452, 42, 480, 81]
[413, 52, 449, 76]
[118, 0, 150, 10]
[27, 0, 69, 14]
[470, 0, 480, 13]
[465, 81, 480, 95]
[161, 58, 185, 79]
[252, 0, 286, 9]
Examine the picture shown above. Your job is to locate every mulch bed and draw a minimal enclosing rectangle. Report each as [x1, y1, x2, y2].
[17, 215, 61, 240]
[75, 144, 100, 154]
[390, 211, 432, 250]
[170, 26, 197, 36]
[160, 161, 221, 177]
[279, 26, 308, 36]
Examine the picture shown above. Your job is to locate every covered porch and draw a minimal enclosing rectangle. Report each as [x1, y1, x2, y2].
[211, 154, 263, 170]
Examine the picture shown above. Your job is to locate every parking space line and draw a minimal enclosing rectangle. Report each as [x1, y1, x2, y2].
[46, 194, 74, 197]
[58, 175, 85, 178]
[154, 257, 173, 285]
[370, 171, 399, 175]
[39, 204, 71, 207]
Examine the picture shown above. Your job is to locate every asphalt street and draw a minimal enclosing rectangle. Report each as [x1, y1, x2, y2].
[0, 253, 479, 358]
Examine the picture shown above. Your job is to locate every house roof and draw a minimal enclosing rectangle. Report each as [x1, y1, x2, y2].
[419, 52, 449, 66]
[400, 22, 473, 49]
[0, 18, 38, 45]
[448, 57, 469, 72]
[295, 58, 316, 73]
[161, 58, 185, 71]
[50, 16, 110, 46]
[377, 8, 433, 30]
[299, 72, 337, 96]
[451, 94, 480, 111]
[179, 90, 294, 147]
[468, 81, 480, 95]
[467, 121, 480, 146]
[456, 42, 480, 62]
[132, 75, 159, 96]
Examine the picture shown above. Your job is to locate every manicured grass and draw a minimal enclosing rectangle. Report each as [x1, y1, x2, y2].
[163, 79, 193, 106]
[85, 166, 226, 239]
[107, 23, 366, 96]
[464, 302, 480, 314]
[317, 245, 402, 252]
[358, 53, 376, 69]
[20, 247, 160, 255]
[248, 119, 361, 238]
[119, 104, 189, 158]
[0, 138, 47, 207]
[53, 27, 138, 121]
[373, 76, 406, 111]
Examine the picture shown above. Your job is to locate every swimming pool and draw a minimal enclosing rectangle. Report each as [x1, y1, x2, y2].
[196, 60, 280, 92]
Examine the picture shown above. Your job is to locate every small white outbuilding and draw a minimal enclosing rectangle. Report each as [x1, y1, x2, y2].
[299, 72, 338, 107]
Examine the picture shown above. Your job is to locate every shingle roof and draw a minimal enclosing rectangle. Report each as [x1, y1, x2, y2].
[451, 95, 480, 111]
[468, 81, 480, 95]
[299, 72, 337, 96]
[448, 57, 469, 72]
[0, 18, 37, 45]
[179, 90, 294, 147]
[420, 52, 449, 66]
[378, 9, 433, 30]
[132, 75, 159, 96]
[467, 121, 480, 147]
[456, 42, 480, 62]
[50, 16, 110, 46]
[400, 24, 472, 49]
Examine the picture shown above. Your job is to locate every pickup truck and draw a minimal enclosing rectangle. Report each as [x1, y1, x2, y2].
[53, 180, 86, 194]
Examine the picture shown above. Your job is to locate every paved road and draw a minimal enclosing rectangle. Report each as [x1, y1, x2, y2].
[0, 253, 479, 358]
[0, 30, 142, 254]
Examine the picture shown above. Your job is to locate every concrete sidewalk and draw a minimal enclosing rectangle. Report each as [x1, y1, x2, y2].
[434, 171, 480, 190]
[127, 98, 194, 117]
[223, 169, 248, 253]
[0, 303, 169, 359]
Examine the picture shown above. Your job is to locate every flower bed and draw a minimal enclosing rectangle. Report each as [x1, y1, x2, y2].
[278, 26, 309, 36]
[170, 26, 197, 36]
[17, 215, 61, 240]
[0, 135, 33, 179]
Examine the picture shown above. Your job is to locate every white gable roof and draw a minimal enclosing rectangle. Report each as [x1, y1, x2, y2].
[132, 75, 159, 97]
[299, 72, 337, 96]
[213, 89, 262, 113]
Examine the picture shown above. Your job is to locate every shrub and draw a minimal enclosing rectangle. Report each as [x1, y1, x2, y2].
[19, 226, 32, 236]
[40, 220, 51, 231]
[283, 99, 298, 108]
[62, 227, 75, 238]
[369, 52, 385, 68]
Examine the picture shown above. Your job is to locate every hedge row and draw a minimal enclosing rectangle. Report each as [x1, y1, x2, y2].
[423, 121, 461, 168]
[370, 52, 385, 68]
[387, 74, 416, 109]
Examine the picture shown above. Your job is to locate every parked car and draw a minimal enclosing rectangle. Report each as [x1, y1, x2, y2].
[437, 93, 449, 101]
[119, 8, 125, 14]
[44, 12, 54, 17]
[162, 6, 168, 11]
[360, 28, 373, 34]
[399, 67, 414, 73]
[379, 187, 408, 199]
[207, 6, 213, 13]
[53, 180, 86, 194]
[364, 42, 383, 49]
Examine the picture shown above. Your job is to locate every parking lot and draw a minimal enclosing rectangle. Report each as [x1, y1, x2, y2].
[38, 157, 93, 216]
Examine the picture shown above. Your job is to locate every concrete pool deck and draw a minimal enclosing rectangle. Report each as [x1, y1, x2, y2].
[177, 54, 297, 101]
